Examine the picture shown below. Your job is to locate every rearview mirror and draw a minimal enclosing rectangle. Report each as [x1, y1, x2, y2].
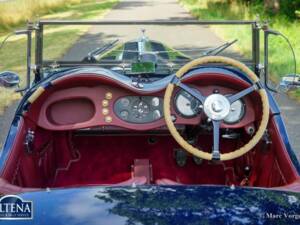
[279, 74, 300, 92]
[0, 71, 20, 88]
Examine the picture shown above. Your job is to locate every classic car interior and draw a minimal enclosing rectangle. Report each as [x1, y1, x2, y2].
[1, 57, 299, 192]
[0, 19, 299, 194]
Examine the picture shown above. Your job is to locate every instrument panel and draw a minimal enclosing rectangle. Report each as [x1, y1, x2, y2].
[114, 96, 164, 123]
[35, 83, 255, 131]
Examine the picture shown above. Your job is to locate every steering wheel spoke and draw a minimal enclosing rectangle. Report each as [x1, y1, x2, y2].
[173, 77, 206, 103]
[228, 85, 257, 104]
[212, 120, 221, 160]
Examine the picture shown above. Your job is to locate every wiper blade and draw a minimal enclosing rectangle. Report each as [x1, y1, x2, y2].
[204, 39, 238, 56]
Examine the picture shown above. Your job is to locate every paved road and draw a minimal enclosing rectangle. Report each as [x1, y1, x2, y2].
[61, 0, 224, 61]
[273, 92, 300, 155]
[0, 0, 299, 160]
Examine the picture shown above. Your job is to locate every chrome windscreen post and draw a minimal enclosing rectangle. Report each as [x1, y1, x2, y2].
[262, 22, 278, 93]
[15, 22, 35, 92]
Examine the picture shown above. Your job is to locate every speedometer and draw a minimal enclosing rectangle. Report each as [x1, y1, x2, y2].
[175, 90, 201, 118]
[224, 99, 245, 124]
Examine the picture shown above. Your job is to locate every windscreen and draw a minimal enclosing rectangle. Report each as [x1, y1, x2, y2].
[41, 22, 255, 75]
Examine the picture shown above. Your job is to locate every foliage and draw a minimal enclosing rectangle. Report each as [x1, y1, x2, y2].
[180, 0, 300, 99]
[233, 0, 300, 20]
[0, 0, 118, 114]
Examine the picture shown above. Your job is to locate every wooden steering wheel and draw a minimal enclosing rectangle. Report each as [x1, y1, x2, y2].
[163, 56, 269, 161]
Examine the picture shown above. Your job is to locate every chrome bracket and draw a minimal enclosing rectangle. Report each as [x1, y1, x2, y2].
[24, 129, 35, 154]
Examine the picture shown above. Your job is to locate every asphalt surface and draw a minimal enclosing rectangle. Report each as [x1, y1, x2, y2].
[61, 0, 225, 61]
[0, 0, 299, 160]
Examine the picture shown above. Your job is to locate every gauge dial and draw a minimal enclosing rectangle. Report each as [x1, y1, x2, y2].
[120, 97, 130, 107]
[151, 97, 160, 107]
[175, 90, 201, 118]
[132, 100, 150, 119]
[224, 99, 245, 124]
[153, 109, 161, 120]
[114, 96, 163, 123]
[120, 110, 129, 120]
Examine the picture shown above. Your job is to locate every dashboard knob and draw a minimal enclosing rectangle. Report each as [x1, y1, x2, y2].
[102, 108, 109, 115]
[105, 116, 112, 123]
[102, 100, 109, 107]
[105, 92, 113, 100]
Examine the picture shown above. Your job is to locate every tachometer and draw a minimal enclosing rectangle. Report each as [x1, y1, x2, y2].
[224, 99, 245, 124]
[175, 90, 201, 118]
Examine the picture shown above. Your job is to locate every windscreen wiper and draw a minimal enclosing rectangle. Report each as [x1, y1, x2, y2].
[82, 39, 119, 62]
[204, 39, 238, 56]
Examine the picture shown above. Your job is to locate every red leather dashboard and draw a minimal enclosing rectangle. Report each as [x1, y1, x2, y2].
[34, 84, 255, 131]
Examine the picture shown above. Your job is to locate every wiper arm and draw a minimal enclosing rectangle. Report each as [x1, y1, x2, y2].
[83, 39, 119, 61]
[204, 39, 238, 56]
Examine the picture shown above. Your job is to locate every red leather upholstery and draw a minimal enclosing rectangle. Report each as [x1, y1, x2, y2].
[2, 120, 300, 190]
[0, 178, 41, 195]
[112, 176, 147, 186]
[272, 179, 300, 192]
[132, 159, 152, 184]
[0, 177, 147, 195]
[156, 178, 182, 185]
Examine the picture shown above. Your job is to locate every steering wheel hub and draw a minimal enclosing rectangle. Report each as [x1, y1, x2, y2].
[204, 94, 230, 120]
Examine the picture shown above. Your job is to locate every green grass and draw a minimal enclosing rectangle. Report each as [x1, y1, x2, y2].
[0, 0, 118, 114]
[180, 0, 300, 100]
[0, 0, 84, 34]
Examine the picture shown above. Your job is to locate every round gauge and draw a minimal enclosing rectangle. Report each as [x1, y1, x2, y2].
[224, 99, 245, 124]
[153, 109, 162, 120]
[120, 97, 130, 107]
[132, 100, 150, 119]
[175, 90, 201, 118]
[120, 110, 129, 120]
[151, 97, 160, 107]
